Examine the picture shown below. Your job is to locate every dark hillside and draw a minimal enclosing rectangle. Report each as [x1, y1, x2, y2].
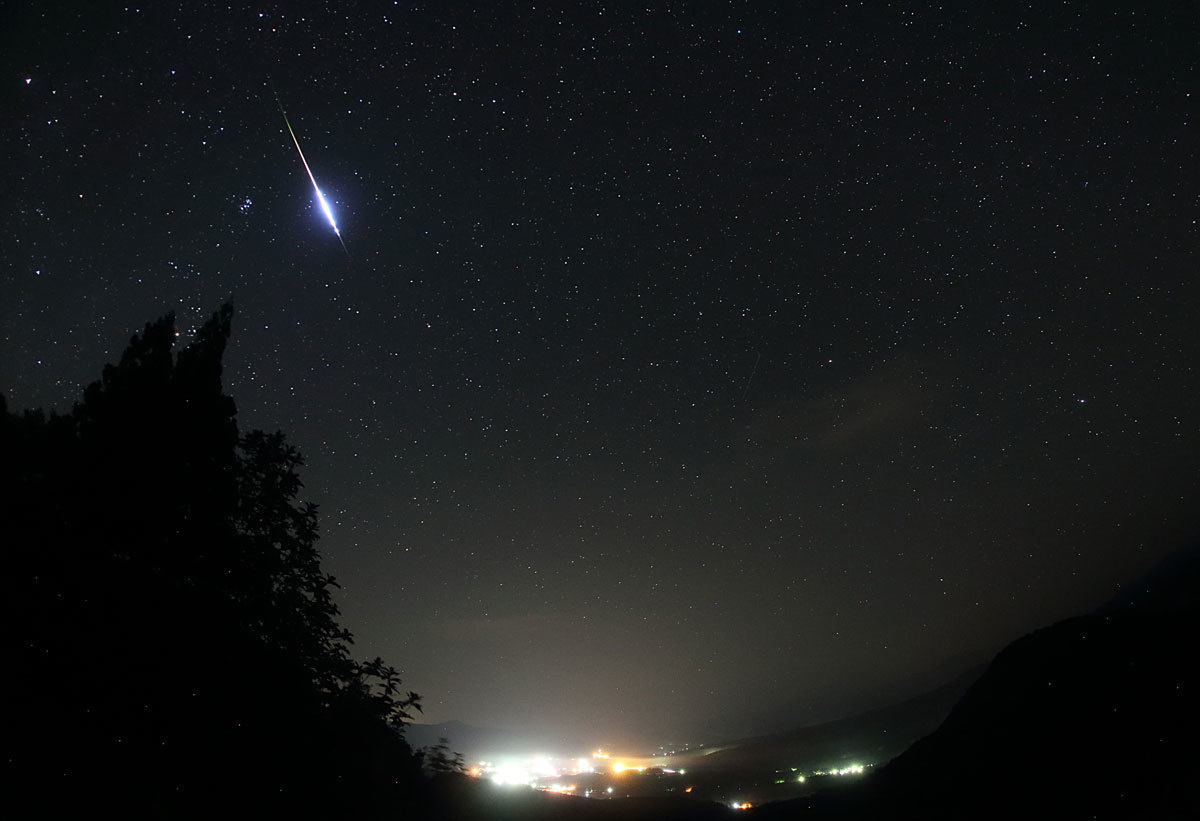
[753, 603, 1199, 819]
[691, 669, 977, 778]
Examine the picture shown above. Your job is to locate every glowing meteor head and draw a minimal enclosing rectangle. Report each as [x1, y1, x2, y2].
[314, 187, 340, 235]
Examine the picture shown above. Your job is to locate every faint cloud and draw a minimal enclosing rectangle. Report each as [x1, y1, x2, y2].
[742, 355, 948, 456]
[809, 362, 932, 448]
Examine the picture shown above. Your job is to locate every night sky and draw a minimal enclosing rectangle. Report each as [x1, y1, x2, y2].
[3, 3, 1197, 748]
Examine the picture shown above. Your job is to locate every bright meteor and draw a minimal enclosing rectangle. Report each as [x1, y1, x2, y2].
[272, 87, 349, 256]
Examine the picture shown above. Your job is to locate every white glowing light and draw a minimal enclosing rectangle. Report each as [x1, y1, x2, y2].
[831, 763, 865, 776]
[314, 185, 340, 236]
[490, 763, 531, 786]
[469, 749, 690, 798]
[533, 756, 559, 777]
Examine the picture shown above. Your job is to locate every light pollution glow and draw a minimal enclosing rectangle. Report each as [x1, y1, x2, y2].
[467, 747, 870, 801]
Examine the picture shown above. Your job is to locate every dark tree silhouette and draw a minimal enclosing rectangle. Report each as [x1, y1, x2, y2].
[3, 306, 427, 816]
[419, 736, 467, 776]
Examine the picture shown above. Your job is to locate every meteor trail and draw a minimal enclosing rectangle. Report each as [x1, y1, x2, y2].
[271, 85, 349, 256]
